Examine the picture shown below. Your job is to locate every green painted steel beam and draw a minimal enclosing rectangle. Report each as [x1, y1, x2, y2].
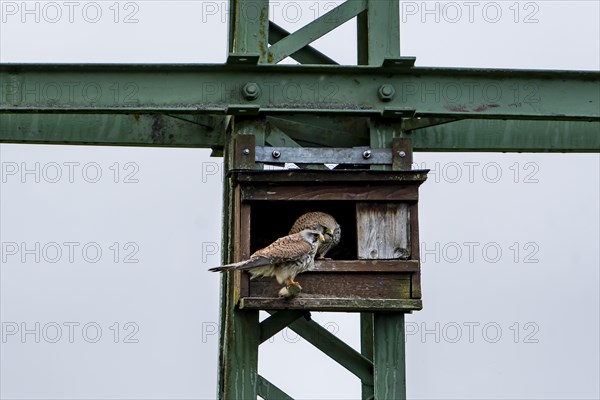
[228, 0, 269, 62]
[0, 113, 226, 147]
[268, 21, 338, 65]
[402, 117, 459, 131]
[267, 0, 367, 64]
[257, 375, 294, 400]
[1, 64, 598, 120]
[373, 314, 406, 399]
[2, 113, 597, 152]
[218, 124, 270, 398]
[265, 123, 302, 147]
[259, 310, 306, 344]
[267, 115, 368, 148]
[364, 0, 401, 65]
[268, 311, 374, 385]
[360, 313, 375, 400]
[264, 122, 329, 169]
[218, 125, 264, 400]
[220, 307, 260, 399]
[404, 119, 600, 152]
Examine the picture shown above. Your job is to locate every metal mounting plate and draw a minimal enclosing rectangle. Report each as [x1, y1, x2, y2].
[255, 146, 393, 165]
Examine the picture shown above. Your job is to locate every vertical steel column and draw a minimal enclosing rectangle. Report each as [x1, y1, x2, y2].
[360, 313, 375, 400]
[218, 2, 270, 398]
[367, 119, 407, 400]
[373, 313, 407, 398]
[357, 0, 400, 65]
[228, 0, 269, 62]
[218, 122, 261, 399]
[359, 2, 407, 399]
[220, 1, 407, 398]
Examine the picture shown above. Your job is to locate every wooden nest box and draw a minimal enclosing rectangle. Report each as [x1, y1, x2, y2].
[229, 165, 428, 313]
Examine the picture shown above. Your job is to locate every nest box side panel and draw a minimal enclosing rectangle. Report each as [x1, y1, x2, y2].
[409, 202, 422, 299]
[356, 202, 410, 260]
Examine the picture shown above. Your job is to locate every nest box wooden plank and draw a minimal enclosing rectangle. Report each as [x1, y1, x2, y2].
[229, 169, 428, 312]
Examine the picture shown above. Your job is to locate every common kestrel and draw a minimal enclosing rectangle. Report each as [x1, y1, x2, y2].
[208, 229, 324, 296]
[289, 212, 341, 259]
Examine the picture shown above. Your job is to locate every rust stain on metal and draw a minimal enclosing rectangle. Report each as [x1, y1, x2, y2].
[133, 114, 140, 123]
[231, 0, 238, 51]
[473, 104, 500, 112]
[259, 42, 267, 59]
[259, 7, 268, 61]
[150, 114, 167, 143]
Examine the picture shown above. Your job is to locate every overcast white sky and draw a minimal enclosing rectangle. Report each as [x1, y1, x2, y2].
[0, 1, 599, 399]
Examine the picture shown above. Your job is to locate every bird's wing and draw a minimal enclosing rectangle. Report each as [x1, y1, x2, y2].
[253, 233, 313, 263]
[208, 255, 273, 272]
[208, 233, 313, 272]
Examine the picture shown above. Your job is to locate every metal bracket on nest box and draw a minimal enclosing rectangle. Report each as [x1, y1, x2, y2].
[235, 135, 414, 170]
[255, 146, 394, 165]
[392, 138, 413, 170]
[234, 135, 257, 169]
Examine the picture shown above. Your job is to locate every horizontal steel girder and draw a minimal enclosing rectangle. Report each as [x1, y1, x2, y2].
[0, 113, 226, 147]
[405, 119, 600, 152]
[1, 64, 598, 120]
[1, 114, 598, 152]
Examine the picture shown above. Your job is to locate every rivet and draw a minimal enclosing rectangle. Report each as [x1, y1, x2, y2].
[242, 148, 250, 155]
[363, 150, 371, 159]
[272, 150, 281, 159]
[398, 151, 406, 158]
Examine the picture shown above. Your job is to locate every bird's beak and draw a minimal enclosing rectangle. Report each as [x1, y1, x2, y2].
[325, 228, 334, 235]
[318, 234, 325, 242]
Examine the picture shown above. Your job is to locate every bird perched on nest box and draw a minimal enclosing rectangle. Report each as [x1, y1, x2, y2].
[208, 229, 324, 297]
[289, 211, 341, 260]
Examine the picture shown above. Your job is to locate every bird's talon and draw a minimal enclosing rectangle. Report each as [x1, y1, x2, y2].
[279, 283, 302, 298]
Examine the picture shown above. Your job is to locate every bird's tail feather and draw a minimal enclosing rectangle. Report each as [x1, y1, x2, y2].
[208, 256, 271, 272]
